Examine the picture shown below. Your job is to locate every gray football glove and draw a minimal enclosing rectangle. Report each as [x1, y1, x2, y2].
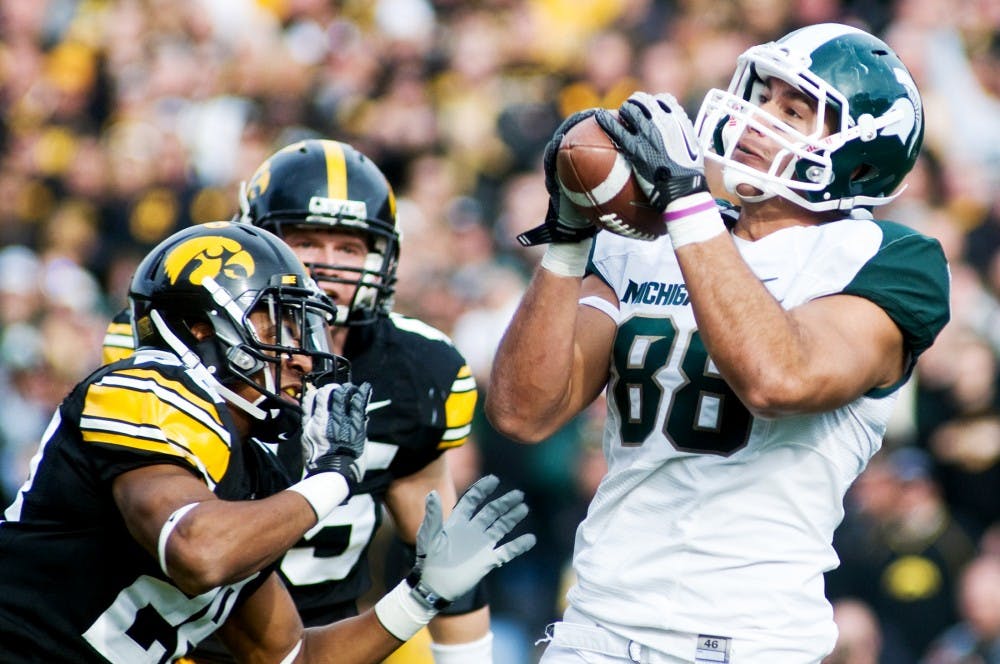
[406, 475, 536, 609]
[517, 109, 599, 247]
[595, 92, 708, 213]
[300, 381, 371, 484]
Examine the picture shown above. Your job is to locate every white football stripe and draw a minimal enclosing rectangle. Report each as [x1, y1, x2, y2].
[560, 153, 633, 207]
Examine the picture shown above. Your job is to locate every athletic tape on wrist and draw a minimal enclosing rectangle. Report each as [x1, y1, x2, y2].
[157, 502, 200, 577]
[287, 473, 349, 521]
[374, 579, 439, 641]
[430, 632, 494, 664]
[662, 192, 725, 249]
[540, 237, 593, 277]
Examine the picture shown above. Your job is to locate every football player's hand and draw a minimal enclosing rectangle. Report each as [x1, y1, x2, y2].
[408, 475, 536, 607]
[300, 381, 371, 485]
[517, 109, 599, 247]
[595, 92, 708, 213]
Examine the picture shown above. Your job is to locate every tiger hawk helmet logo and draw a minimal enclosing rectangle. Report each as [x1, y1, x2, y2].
[245, 159, 271, 203]
[164, 235, 256, 287]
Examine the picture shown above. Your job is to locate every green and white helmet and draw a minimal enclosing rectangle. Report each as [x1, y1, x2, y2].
[694, 23, 923, 212]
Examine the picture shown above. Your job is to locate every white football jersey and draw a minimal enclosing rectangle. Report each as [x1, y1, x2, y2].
[566, 213, 949, 659]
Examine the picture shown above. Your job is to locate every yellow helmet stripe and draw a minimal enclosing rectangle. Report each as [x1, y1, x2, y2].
[386, 177, 397, 220]
[323, 141, 348, 200]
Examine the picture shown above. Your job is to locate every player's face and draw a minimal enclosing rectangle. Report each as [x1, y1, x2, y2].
[282, 227, 368, 308]
[246, 308, 313, 405]
[730, 77, 837, 198]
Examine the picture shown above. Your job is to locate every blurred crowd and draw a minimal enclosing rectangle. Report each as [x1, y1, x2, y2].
[1, 0, 999, 662]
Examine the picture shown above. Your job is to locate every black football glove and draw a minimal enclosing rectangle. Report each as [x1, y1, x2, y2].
[517, 109, 600, 247]
[595, 92, 708, 214]
[300, 382, 371, 485]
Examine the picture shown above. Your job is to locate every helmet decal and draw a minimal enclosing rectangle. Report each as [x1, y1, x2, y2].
[308, 196, 368, 221]
[246, 161, 271, 201]
[881, 97, 917, 145]
[164, 236, 255, 286]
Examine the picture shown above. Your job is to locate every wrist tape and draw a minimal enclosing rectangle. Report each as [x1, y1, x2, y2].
[374, 579, 439, 641]
[662, 192, 725, 249]
[430, 632, 494, 664]
[287, 472, 349, 521]
[540, 237, 593, 277]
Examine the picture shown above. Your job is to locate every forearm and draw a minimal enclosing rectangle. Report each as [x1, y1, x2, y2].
[486, 268, 589, 442]
[428, 607, 493, 663]
[428, 606, 490, 644]
[302, 609, 402, 664]
[166, 489, 319, 593]
[674, 232, 809, 412]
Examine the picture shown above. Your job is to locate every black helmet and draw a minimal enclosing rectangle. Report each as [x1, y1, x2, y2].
[238, 139, 400, 326]
[129, 221, 345, 425]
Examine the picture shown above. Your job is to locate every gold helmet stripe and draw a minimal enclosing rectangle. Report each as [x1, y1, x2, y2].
[387, 176, 397, 220]
[323, 141, 348, 200]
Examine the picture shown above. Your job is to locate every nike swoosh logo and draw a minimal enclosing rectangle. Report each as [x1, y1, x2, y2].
[760, 277, 779, 283]
[680, 129, 700, 162]
[367, 399, 392, 413]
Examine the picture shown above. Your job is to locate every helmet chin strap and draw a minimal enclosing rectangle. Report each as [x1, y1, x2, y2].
[722, 167, 776, 203]
[150, 309, 270, 421]
[333, 304, 350, 325]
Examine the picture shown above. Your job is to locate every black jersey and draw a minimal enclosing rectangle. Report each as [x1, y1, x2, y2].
[98, 310, 478, 627]
[277, 312, 477, 624]
[0, 350, 289, 663]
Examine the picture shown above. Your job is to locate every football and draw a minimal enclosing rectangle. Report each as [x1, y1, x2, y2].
[556, 113, 664, 241]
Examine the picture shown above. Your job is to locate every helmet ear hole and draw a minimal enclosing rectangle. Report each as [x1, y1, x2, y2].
[851, 164, 879, 184]
[188, 320, 214, 343]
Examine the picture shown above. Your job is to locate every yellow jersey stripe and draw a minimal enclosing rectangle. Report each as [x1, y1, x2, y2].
[106, 369, 223, 426]
[101, 345, 134, 365]
[86, 380, 226, 442]
[444, 388, 477, 428]
[323, 141, 348, 199]
[440, 367, 477, 449]
[103, 322, 133, 344]
[102, 322, 136, 364]
[79, 420, 217, 489]
[83, 372, 231, 482]
[437, 441, 467, 451]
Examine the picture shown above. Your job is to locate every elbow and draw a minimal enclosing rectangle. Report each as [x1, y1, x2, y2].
[737, 370, 813, 419]
[484, 395, 549, 444]
[165, 527, 241, 595]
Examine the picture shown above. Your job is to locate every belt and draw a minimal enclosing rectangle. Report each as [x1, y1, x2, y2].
[546, 621, 647, 662]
